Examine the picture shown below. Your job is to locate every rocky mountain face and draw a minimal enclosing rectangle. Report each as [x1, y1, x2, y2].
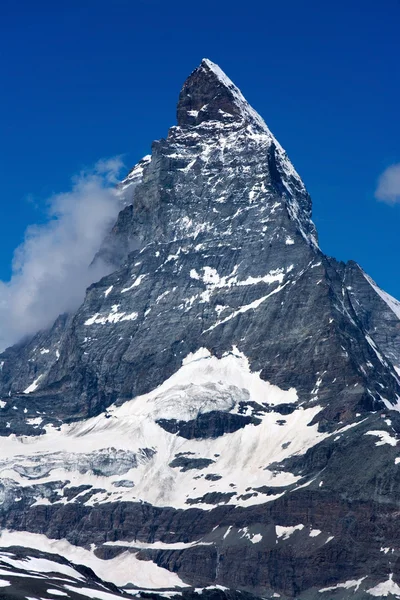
[0, 59, 400, 600]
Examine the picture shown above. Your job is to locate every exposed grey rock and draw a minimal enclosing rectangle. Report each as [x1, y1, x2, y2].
[156, 411, 260, 439]
[113, 480, 135, 488]
[169, 456, 216, 472]
[185, 492, 236, 505]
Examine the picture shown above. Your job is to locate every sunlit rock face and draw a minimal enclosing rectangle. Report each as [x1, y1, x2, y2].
[0, 59, 400, 600]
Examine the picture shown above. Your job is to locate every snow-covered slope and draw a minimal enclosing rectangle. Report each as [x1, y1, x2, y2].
[0, 348, 335, 512]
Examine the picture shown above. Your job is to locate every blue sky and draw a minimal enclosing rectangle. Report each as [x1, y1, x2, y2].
[1, 0, 399, 302]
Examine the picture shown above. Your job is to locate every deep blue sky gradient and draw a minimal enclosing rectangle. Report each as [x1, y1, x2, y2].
[1, 0, 399, 295]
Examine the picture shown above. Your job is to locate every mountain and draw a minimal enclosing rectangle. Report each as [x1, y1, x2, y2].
[0, 58, 400, 600]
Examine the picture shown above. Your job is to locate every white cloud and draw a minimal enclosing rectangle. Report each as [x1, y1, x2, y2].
[0, 158, 124, 350]
[375, 164, 400, 205]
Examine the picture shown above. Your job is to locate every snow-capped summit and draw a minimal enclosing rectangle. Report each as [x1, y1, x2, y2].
[0, 60, 400, 600]
[177, 58, 271, 132]
[174, 58, 317, 247]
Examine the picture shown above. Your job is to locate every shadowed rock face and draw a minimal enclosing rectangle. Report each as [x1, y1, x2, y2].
[0, 59, 400, 600]
[177, 59, 249, 126]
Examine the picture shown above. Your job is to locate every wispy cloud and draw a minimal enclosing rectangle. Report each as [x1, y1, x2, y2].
[375, 164, 400, 205]
[0, 158, 124, 350]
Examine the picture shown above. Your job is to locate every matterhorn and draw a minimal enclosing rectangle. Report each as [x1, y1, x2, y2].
[0, 59, 400, 600]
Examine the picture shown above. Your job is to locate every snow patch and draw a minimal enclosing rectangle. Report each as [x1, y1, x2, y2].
[0, 552, 85, 581]
[239, 528, 263, 544]
[205, 282, 289, 332]
[0, 531, 187, 589]
[23, 375, 43, 394]
[104, 540, 210, 550]
[84, 305, 138, 325]
[367, 574, 400, 597]
[309, 529, 322, 537]
[121, 275, 147, 294]
[26, 416, 43, 426]
[320, 576, 367, 593]
[64, 586, 128, 600]
[365, 430, 397, 447]
[364, 273, 400, 321]
[190, 265, 285, 294]
[276, 524, 304, 540]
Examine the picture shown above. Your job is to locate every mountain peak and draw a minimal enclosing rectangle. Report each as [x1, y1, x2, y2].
[177, 58, 268, 131]
[199, 58, 238, 88]
[3, 56, 400, 600]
